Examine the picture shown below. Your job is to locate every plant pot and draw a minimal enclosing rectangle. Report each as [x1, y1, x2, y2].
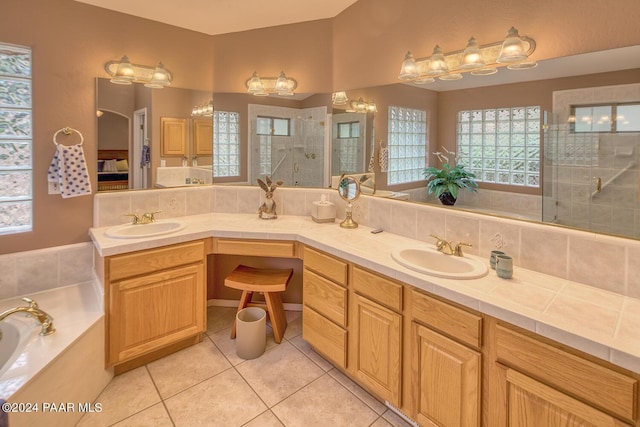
[439, 192, 457, 206]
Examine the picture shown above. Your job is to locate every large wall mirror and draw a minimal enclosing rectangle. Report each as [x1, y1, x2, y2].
[96, 77, 213, 191]
[96, 45, 640, 241]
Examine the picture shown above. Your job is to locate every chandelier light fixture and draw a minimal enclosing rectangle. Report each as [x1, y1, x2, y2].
[398, 27, 537, 84]
[332, 91, 349, 106]
[105, 55, 172, 88]
[245, 71, 297, 96]
[347, 98, 377, 114]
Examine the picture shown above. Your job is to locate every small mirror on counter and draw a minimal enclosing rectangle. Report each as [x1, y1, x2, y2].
[338, 175, 360, 229]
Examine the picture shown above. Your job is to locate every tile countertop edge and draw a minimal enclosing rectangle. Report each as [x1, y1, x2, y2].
[89, 213, 640, 374]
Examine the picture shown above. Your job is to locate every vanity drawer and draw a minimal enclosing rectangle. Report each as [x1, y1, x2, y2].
[495, 324, 637, 422]
[303, 246, 348, 286]
[411, 290, 482, 350]
[108, 240, 205, 282]
[304, 268, 347, 327]
[303, 305, 347, 369]
[214, 239, 296, 258]
[352, 266, 402, 312]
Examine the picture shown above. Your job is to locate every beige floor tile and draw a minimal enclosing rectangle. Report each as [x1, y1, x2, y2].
[328, 368, 387, 415]
[288, 335, 334, 372]
[243, 410, 285, 427]
[207, 306, 238, 333]
[210, 325, 279, 366]
[147, 338, 232, 398]
[76, 366, 160, 427]
[382, 409, 415, 426]
[282, 310, 302, 340]
[165, 368, 266, 427]
[236, 341, 324, 407]
[272, 374, 379, 427]
[111, 403, 174, 427]
[371, 417, 394, 427]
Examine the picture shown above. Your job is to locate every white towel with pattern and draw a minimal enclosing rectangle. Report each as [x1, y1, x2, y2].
[47, 144, 92, 198]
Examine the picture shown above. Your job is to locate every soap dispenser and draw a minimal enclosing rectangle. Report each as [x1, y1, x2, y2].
[311, 194, 336, 223]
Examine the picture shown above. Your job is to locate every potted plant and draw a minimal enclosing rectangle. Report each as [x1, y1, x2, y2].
[423, 149, 478, 206]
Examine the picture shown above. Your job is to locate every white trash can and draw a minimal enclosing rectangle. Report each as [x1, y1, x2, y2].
[235, 307, 266, 359]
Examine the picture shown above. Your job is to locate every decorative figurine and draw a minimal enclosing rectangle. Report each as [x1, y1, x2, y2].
[257, 176, 283, 219]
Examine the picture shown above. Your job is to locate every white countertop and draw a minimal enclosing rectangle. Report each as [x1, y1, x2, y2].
[90, 213, 640, 374]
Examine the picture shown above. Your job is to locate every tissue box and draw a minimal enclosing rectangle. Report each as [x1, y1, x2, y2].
[311, 200, 336, 223]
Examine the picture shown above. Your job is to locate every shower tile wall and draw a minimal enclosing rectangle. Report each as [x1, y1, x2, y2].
[550, 83, 640, 238]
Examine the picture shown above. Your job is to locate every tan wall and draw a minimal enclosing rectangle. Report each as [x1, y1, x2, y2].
[0, 0, 213, 255]
[212, 19, 333, 94]
[333, 0, 640, 90]
[1, 0, 639, 255]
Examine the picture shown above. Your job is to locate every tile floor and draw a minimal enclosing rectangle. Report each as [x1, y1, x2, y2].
[77, 307, 413, 427]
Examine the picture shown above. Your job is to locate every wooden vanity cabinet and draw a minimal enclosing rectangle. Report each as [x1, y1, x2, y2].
[410, 290, 482, 427]
[105, 240, 207, 369]
[161, 117, 187, 156]
[302, 247, 348, 369]
[491, 324, 638, 427]
[351, 266, 403, 407]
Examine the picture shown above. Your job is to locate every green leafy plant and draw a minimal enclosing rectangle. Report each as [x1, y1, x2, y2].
[423, 163, 478, 201]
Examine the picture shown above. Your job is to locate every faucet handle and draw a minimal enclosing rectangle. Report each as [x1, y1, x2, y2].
[143, 211, 162, 222]
[21, 296, 38, 308]
[454, 242, 472, 257]
[125, 213, 140, 224]
[430, 234, 444, 243]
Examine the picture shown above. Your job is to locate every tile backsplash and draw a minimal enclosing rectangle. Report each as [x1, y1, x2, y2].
[93, 185, 640, 298]
[0, 242, 94, 300]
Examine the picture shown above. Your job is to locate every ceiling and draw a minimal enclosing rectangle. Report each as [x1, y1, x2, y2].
[73, 0, 358, 35]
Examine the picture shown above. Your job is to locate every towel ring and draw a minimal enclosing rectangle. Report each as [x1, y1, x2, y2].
[53, 127, 84, 146]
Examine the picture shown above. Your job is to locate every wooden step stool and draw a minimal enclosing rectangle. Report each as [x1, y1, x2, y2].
[225, 264, 293, 344]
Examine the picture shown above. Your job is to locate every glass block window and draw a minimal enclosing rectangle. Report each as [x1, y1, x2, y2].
[457, 106, 541, 187]
[213, 111, 240, 177]
[0, 43, 32, 234]
[387, 106, 427, 185]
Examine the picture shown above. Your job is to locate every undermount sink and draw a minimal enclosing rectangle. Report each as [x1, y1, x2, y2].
[105, 220, 186, 239]
[391, 247, 488, 279]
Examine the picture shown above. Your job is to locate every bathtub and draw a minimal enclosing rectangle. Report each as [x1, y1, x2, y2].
[0, 282, 113, 427]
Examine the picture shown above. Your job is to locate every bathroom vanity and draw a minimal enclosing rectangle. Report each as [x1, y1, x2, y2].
[90, 213, 640, 426]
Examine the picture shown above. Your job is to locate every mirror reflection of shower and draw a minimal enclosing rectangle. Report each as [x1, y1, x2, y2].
[249, 104, 327, 187]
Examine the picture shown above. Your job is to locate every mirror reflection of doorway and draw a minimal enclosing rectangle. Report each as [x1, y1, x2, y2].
[133, 108, 149, 189]
[97, 110, 130, 191]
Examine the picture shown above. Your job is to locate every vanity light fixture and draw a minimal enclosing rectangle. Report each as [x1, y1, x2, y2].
[191, 100, 214, 117]
[332, 91, 349, 106]
[105, 55, 173, 88]
[245, 71, 297, 96]
[398, 27, 536, 84]
[346, 97, 377, 114]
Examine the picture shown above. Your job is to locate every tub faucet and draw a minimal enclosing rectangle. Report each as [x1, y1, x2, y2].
[0, 297, 55, 336]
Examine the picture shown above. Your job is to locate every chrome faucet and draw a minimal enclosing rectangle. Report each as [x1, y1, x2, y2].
[125, 211, 161, 225]
[430, 234, 472, 257]
[0, 297, 55, 336]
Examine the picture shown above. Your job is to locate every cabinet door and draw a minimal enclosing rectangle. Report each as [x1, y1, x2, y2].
[108, 263, 205, 365]
[353, 295, 402, 407]
[192, 118, 213, 156]
[503, 366, 630, 427]
[413, 322, 480, 427]
[161, 117, 187, 156]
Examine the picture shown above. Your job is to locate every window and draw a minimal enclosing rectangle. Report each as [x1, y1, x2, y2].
[256, 116, 290, 136]
[337, 121, 360, 139]
[0, 43, 32, 234]
[571, 103, 640, 133]
[387, 106, 427, 185]
[456, 106, 541, 187]
[213, 111, 240, 177]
